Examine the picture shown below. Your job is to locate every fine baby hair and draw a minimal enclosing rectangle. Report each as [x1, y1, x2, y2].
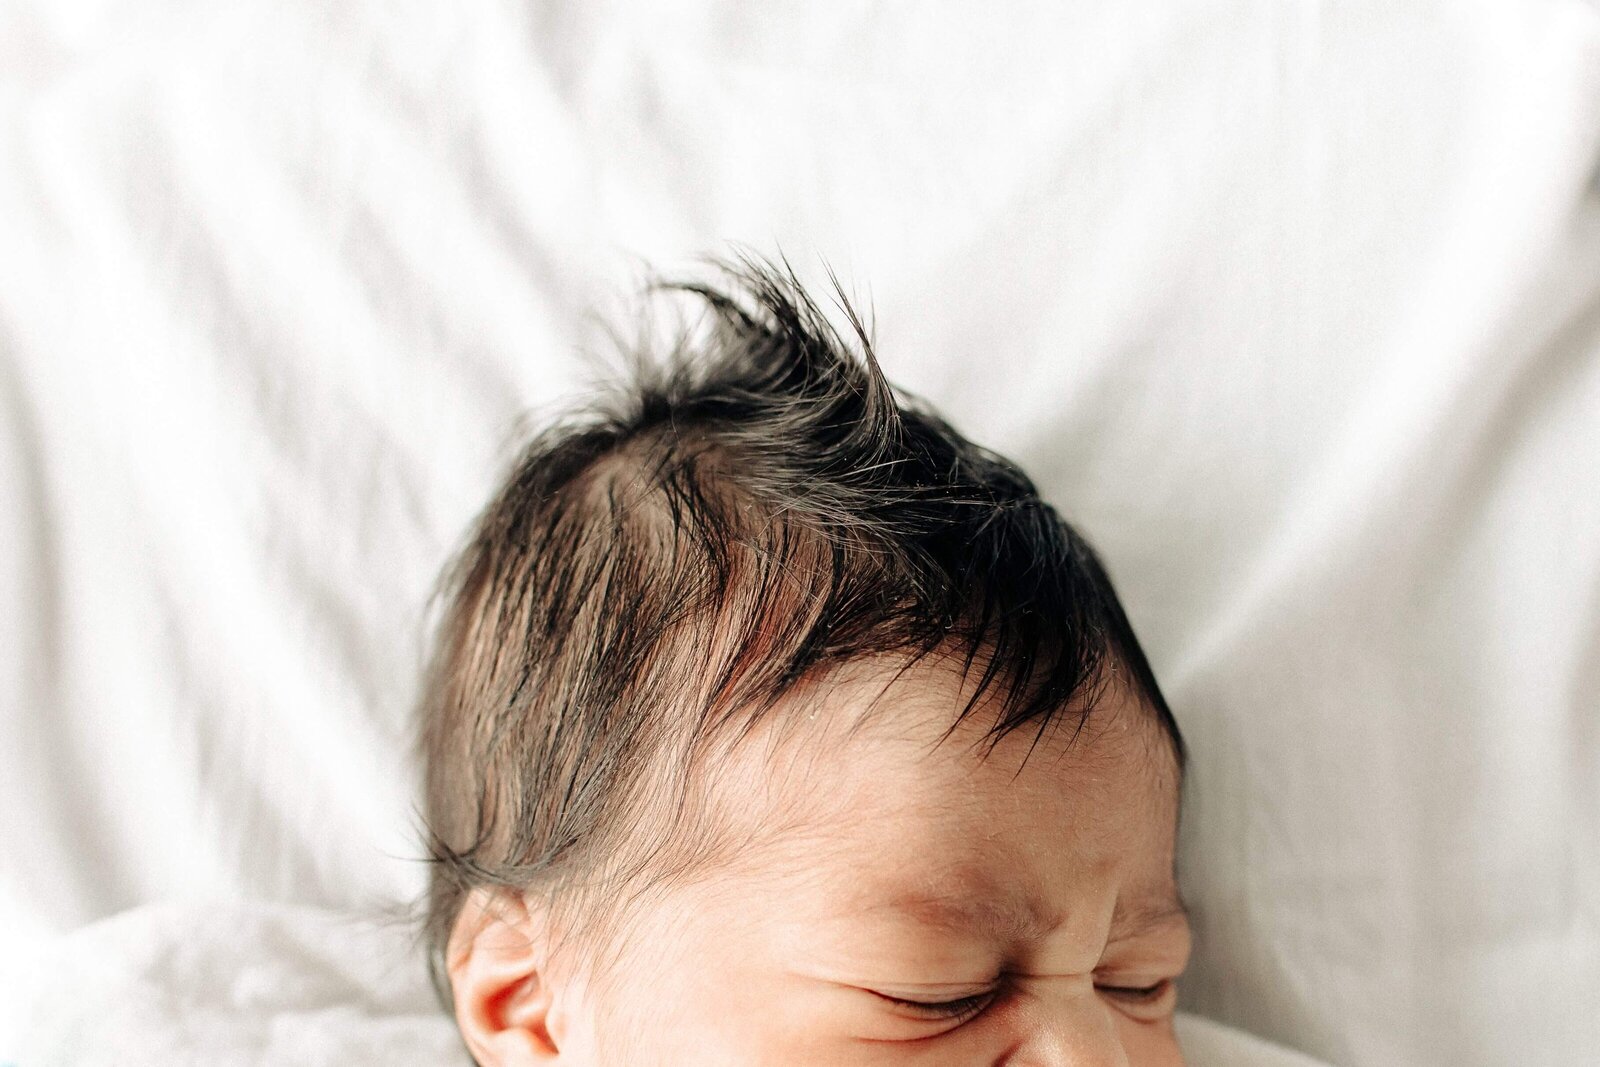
[413, 252, 1185, 1008]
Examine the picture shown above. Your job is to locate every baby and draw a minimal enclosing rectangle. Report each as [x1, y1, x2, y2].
[415, 256, 1192, 1066]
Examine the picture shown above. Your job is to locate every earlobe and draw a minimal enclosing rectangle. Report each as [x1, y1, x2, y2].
[448, 888, 567, 1065]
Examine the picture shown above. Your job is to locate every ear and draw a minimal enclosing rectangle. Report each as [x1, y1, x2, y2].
[447, 887, 569, 1065]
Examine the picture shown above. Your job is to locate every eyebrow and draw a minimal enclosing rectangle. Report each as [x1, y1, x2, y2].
[868, 884, 1190, 943]
[1107, 892, 1190, 940]
[879, 889, 1049, 942]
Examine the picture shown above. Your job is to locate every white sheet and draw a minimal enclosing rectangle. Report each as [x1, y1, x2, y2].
[3, 1, 1598, 1063]
[13, 901, 1334, 1067]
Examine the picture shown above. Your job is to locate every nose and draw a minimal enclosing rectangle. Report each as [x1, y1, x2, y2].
[1003, 982, 1130, 1067]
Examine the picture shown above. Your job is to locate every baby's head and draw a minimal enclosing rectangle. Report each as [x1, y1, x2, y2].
[418, 257, 1190, 1066]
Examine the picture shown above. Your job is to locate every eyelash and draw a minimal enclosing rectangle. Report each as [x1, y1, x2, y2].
[888, 978, 1172, 1021]
[1098, 978, 1173, 1003]
[885, 991, 994, 1021]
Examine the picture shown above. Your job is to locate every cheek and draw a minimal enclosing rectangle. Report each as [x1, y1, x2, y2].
[1117, 1014, 1187, 1067]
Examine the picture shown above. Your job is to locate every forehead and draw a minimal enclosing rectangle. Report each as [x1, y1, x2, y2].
[700, 654, 1182, 910]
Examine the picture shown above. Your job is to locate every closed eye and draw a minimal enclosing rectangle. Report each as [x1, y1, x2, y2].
[876, 989, 996, 1021]
[1097, 978, 1173, 1002]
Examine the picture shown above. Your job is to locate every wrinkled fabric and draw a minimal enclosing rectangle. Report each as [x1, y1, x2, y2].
[2, 2, 1597, 1063]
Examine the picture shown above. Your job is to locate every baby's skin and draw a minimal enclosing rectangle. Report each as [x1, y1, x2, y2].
[450, 654, 1191, 1065]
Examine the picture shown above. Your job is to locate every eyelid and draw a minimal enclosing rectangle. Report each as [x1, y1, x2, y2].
[1096, 978, 1175, 1002]
[1094, 979, 1184, 1017]
[875, 988, 997, 1021]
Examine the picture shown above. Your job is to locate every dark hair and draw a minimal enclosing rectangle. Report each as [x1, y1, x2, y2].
[413, 252, 1183, 1008]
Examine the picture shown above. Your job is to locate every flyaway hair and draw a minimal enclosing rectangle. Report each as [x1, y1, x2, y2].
[413, 252, 1183, 1007]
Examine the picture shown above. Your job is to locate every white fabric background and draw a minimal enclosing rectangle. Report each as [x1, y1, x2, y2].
[2, 1, 1598, 1063]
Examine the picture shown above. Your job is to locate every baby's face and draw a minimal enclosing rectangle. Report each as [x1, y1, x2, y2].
[543, 657, 1190, 1066]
